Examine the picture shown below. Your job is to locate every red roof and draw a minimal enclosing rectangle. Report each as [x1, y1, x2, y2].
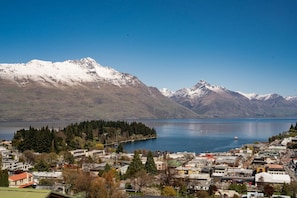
[9, 172, 32, 181]
[18, 181, 34, 188]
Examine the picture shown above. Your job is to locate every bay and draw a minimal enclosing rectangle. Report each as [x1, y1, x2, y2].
[0, 118, 296, 154]
[123, 118, 297, 153]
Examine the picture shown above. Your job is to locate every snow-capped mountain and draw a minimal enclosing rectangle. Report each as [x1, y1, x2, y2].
[0, 58, 197, 121]
[0, 57, 140, 88]
[159, 88, 174, 97]
[170, 80, 226, 99]
[161, 80, 297, 118]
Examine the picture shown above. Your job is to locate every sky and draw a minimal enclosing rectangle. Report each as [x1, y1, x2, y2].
[0, 0, 297, 96]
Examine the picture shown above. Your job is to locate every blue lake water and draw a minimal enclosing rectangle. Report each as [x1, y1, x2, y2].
[0, 118, 296, 154]
[122, 118, 297, 153]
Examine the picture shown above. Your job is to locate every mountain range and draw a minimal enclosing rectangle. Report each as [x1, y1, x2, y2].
[160, 80, 297, 118]
[0, 58, 296, 121]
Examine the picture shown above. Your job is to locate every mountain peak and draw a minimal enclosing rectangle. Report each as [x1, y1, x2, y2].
[194, 80, 224, 92]
[0, 57, 141, 88]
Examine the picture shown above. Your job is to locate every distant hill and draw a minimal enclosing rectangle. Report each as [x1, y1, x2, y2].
[160, 80, 297, 118]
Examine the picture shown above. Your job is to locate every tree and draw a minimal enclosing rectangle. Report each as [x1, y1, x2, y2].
[162, 186, 176, 196]
[287, 181, 297, 197]
[116, 143, 124, 153]
[229, 183, 247, 194]
[145, 151, 157, 175]
[90, 170, 127, 198]
[34, 160, 50, 171]
[0, 154, 9, 187]
[125, 151, 144, 178]
[133, 169, 153, 193]
[74, 172, 93, 197]
[22, 150, 36, 164]
[196, 190, 209, 198]
[60, 151, 74, 164]
[263, 184, 274, 198]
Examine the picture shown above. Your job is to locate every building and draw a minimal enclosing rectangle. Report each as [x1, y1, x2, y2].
[9, 172, 34, 188]
[2, 159, 33, 172]
[255, 172, 290, 185]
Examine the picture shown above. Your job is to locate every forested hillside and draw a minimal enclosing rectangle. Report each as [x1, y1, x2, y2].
[12, 120, 156, 153]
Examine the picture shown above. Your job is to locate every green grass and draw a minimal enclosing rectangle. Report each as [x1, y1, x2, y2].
[0, 187, 51, 198]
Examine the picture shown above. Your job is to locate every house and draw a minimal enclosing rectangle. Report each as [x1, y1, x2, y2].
[255, 172, 290, 185]
[215, 189, 240, 198]
[2, 159, 33, 172]
[212, 165, 228, 177]
[221, 167, 254, 183]
[242, 191, 264, 198]
[32, 171, 63, 184]
[87, 149, 105, 160]
[69, 149, 88, 161]
[266, 164, 286, 175]
[155, 160, 166, 171]
[9, 172, 34, 188]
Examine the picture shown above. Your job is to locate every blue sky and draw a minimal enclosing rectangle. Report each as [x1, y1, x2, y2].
[1, 0, 297, 96]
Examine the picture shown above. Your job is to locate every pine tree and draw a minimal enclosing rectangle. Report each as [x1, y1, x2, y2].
[0, 154, 9, 187]
[116, 143, 124, 153]
[145, 151, 157, 175]
[126, 151, 144, 178]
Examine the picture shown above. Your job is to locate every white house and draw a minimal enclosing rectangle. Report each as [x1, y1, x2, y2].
[255, 172, 291, 184]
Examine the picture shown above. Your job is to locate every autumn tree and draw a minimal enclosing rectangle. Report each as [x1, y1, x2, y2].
[133, 169, 154, 193]
[162, 186, 176, 196]
[263, 184, 274, 198]
[22, 150, 36, 164]
[196, 190, 209, 198]
[74, 172, 93, 197]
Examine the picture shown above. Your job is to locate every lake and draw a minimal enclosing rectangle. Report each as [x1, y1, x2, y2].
[0, 118, 296, 154]
[122, 118, 297, 153]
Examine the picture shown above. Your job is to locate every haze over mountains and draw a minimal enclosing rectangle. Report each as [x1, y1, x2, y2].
[0, 58, 296, 121]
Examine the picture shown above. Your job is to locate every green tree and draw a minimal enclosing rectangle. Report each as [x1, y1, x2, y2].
[116, 143, 124, 153]
[0, 154, 9, 187]
[125, 151, 144, 178]
[229, 183, 247, 194]
[145, 151, 157, 175]
[34, 160, 50, 171]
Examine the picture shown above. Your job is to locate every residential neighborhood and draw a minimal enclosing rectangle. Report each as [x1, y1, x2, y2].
[1, 130, 297, 198]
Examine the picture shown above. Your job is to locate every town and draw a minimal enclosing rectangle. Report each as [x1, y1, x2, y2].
[1, 123, 297, 198]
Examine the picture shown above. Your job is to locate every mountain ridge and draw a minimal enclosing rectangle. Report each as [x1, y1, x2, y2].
[160, 80, 297, 118]
[0, 58, 198, 121]
[1, 58, 297, 121]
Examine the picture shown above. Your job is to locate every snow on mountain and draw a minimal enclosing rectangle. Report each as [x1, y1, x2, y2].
[0, 57, 140, 87]
[286, 96, 297, 101]
[162, 80, 294, 103]
[237, 92, 285, 101]
[171, 80, 226, 99]
[159, 88, 174, 97]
